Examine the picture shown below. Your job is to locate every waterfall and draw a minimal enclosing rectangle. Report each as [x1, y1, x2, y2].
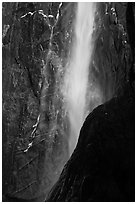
[63, 3, 97, 156]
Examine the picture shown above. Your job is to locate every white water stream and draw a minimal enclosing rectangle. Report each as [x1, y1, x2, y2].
[63, 3, 98, 156]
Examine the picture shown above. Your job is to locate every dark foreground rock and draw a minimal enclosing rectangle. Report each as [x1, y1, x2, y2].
[46, 87, 135, 202]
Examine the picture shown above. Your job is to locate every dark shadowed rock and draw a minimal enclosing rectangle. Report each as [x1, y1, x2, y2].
[46, 85, 135, 202]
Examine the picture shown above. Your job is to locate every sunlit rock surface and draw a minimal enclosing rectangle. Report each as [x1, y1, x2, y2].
[2, 2, 134, 202]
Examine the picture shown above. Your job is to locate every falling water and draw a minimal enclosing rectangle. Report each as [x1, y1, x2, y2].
[63, 3, 97, 156]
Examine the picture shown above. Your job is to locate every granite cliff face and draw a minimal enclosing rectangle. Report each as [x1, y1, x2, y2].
[3, 3, 74, 201]
[2, 2, 134, 201]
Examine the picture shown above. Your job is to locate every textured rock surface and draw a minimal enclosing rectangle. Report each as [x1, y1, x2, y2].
[2, 2, 134, 202]
[2, 2, 74, 201]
